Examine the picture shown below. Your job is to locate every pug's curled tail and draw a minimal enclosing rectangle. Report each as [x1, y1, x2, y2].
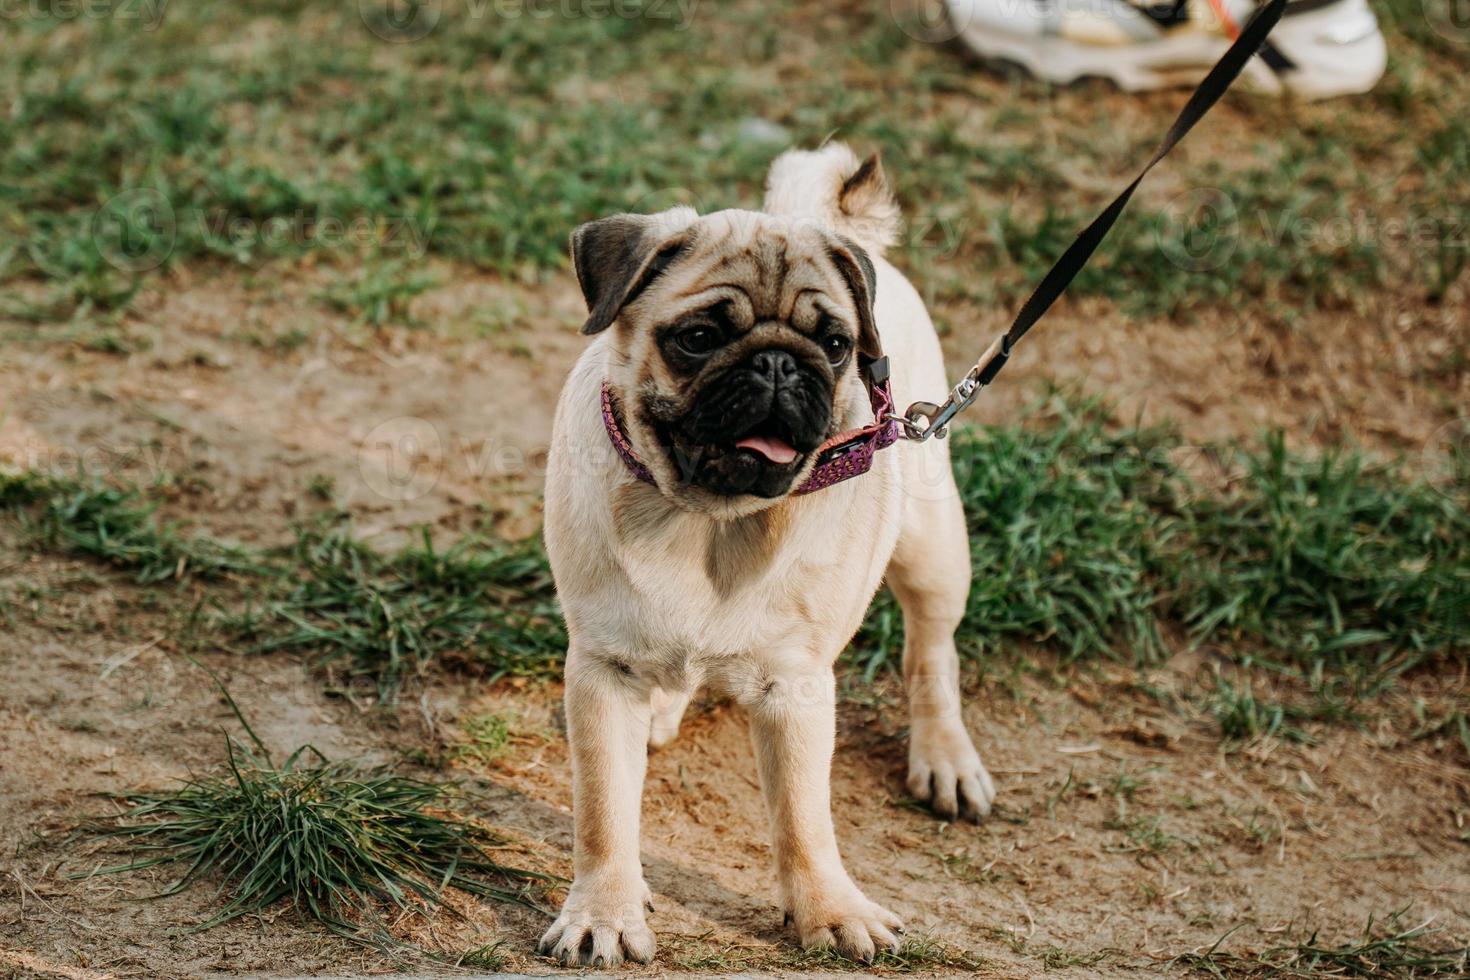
[763, 143, 900, 257]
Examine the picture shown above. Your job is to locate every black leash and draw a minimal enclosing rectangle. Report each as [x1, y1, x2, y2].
[895, 0, 1290, 440]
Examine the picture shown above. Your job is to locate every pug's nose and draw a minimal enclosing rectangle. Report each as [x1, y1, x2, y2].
[751, 350, 798, 385]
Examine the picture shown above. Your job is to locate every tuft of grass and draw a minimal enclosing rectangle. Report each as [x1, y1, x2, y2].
[1179, 911, 1470, 978]
[1105, 814, 1186, 856]
[1205, 676, 1326, 745]
[76, 682, 550, 943]
[2, 472, 259, 584]
[951, 398, 1186, 664]
[1411, 707, 1470, 763]
[1038, 945, 1110, 969]
[221, 522, 564, 697]
[307, 474, 336, 502]
[454, 940, 510, 970]
[3, 475, 564, 693]
[456, 713, 513, 764]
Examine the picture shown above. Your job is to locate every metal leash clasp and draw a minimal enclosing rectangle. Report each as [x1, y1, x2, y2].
[888, 332, 1012, 442]
[890, 378, 978, 441]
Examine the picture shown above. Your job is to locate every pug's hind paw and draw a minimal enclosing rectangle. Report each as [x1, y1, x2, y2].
[907, 717, 996, 822]
[786, 884, 904, 963]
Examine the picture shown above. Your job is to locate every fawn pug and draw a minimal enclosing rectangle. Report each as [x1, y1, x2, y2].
[539, 144, 995, 966]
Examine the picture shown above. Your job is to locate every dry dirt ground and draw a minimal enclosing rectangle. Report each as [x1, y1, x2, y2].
[2, 259, 1468, 979]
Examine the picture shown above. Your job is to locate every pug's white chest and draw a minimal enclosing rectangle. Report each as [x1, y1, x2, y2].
[557, 460, 900, 695]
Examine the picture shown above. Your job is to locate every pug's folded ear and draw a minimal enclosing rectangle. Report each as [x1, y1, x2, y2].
[826, 235, 882, 360]
[570, 208, 698, 335]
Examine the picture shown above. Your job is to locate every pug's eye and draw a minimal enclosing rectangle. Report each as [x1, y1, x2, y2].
[822, 334, 852, 366]
[675, 324, 723, 356]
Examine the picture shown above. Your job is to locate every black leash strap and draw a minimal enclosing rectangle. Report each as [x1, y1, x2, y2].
[899, 0, 1289, 439]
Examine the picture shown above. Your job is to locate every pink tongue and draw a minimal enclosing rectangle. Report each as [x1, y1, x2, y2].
[735, 435, 799, 464]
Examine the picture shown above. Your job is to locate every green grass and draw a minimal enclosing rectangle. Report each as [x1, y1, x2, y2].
[455, 713, 514, 763]
[1411, 706, 1470, 764]
[952, 399, 1186, 661]
[1, 471, 262, 583]
[1204, 675, 1333, 745]
[453, 940, 511, 970]
[1182, 434, 1470, 669]
[1104, 812, 1191, 856]
[76, 685, 550, 944]
[317, 258, 440, 327]
[221, 522, 565, 697]
[857, 397, 1185, 673]
[0, 479, 565, 695]
[1179, 911, 1470, 978]
[2, 2, 1466, 324]
[856, 394, 1469, 686]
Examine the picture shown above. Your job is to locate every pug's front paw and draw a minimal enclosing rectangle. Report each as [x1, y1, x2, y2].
[907, 716, 996, 821]
[538, 874, 656, 967]
[784, 876, 904, 962]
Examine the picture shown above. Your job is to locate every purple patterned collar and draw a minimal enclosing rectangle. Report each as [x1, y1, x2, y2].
[600, 359, 901, 496]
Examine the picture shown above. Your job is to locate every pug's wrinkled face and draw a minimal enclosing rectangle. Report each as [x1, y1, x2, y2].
[571, 208, 881, 511]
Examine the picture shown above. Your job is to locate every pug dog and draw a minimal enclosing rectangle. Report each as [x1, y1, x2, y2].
[538, 143, 996, 967]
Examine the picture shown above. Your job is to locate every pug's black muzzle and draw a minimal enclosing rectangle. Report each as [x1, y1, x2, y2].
[666, 350, 833, 498]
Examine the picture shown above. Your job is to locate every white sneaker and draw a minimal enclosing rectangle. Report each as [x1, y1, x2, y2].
[943, 0, 1386, 100]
